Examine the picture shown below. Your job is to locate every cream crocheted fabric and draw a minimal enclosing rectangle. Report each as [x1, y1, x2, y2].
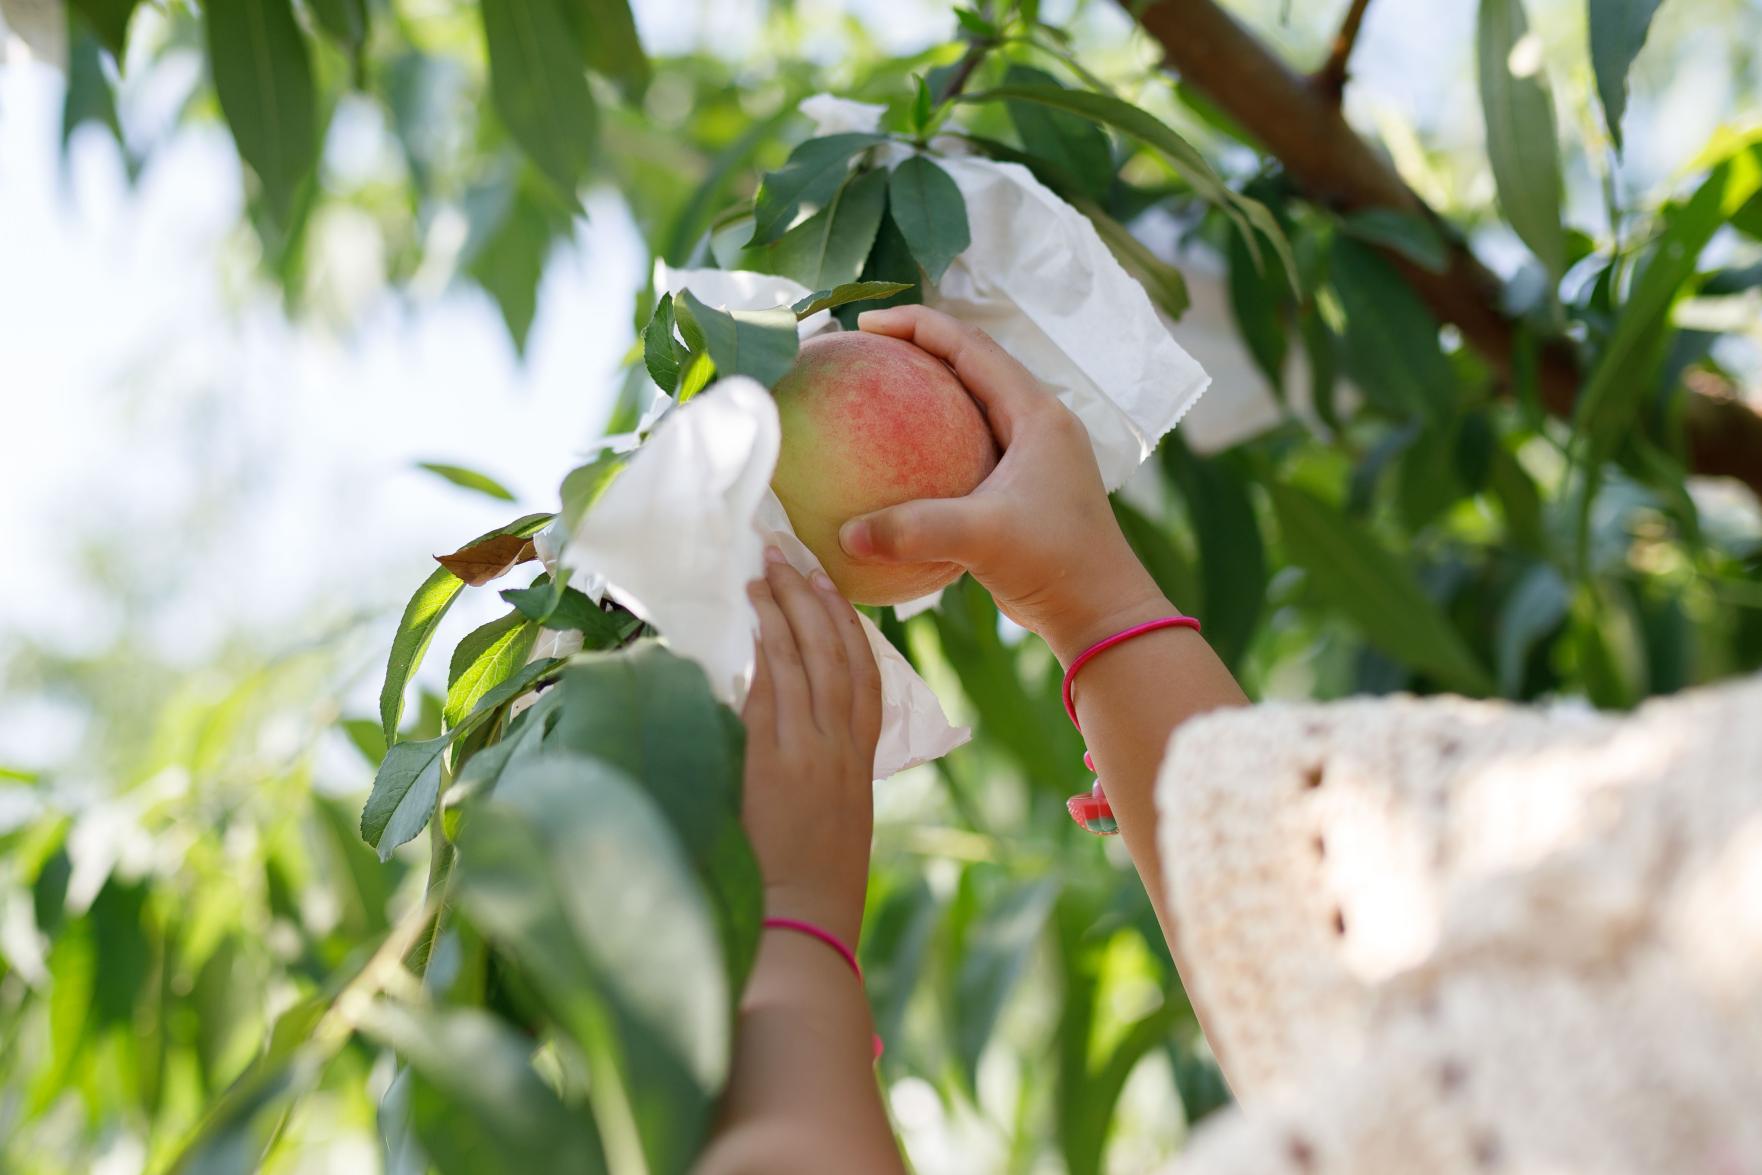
[1154, 672, 1762, 1175]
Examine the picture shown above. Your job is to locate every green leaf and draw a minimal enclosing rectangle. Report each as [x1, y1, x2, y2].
[1081, 201, 1190, 320]
[1340, 208, 1450, 274]
[1164, 443, 1268, 670]
[307, 0, 367, 63]
[205, 0, 318, 225]
[1477, 0, 1566, 276]
[573, 0, 649, 101]
[379, 568, 467, 745]
[748, 133, 886, 246]
[340, 718, 388, 767]
[885, 155, 972, 283]
[953, 6, 1000, 37]
[62, 19, 124, 155]
[545, 644, 762, 991]
[1267, 483, 1494, 694]
[501, 584, 637, 648]
[559, 451, 627, 532]
[952, 879, 1056, 1090]
[468, 177, 562, 353]
[1573, 140, 1762, 552]
[642, 293, 683, 391]
[1001, 65, 1112, 202]
[1589, 0, 1665, 151]
[676, 290, 800, 388]
[761, 166, 889, 290]
[416, 462, 516, 502]
[1226, 221, 1289, 393]
[445, 613, 540, 730]
[1330, 237, 1456, 422]
[357, 1003, 605, 1175]
[481, 0, 598, 203]
[1497, 563, 1569, 696]
[1111, 499, 1198, 616]
[838, 208, 925, 325]
[360, 735, 449, 860]
[69, 0, 137, 59]
[454, 754, 730, 1172]
[791, 280, 915, 319]
[379, 514, 555, 744]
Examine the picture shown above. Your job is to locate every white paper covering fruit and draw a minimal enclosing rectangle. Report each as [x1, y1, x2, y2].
[539, 94, 1211, 780]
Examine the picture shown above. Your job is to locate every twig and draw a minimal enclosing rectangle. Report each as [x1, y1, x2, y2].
[935, 41, 991, 105]
[1314, 0, 1373, 101]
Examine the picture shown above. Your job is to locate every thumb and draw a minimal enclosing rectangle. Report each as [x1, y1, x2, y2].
[840, 498, 981, 566]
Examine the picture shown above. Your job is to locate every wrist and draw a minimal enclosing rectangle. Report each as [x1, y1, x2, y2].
[763, 881, 865, 949]
[1042, 571, 1177, 667]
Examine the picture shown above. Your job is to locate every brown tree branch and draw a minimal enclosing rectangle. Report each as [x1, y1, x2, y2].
[1125, 0, 1762, 499]
[1314, 0, 1373, 102]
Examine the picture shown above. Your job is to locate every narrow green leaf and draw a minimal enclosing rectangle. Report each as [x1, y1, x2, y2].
[1588, 0, 1665, 151]
[1081, 201, 1190, 320]
[952, 879, 1056, 1090]
[62, 20, 124, 154]
[481, 0, 598, 203]
[1226, 223, 1289, 393]
[69, 0, 138, 59]
[379, 568, 467, 745]
[1497, 563, 1570, 696]
[379, 514, 555, 744]
[887, 155, 971, 282]
[1111, 499, 1199, 620]
[1340, 208, 1450, 274]
[761, 167, 889, 290]
[416, 462, 516, 502]
[837, 208, 925, 325]
[574, 0, 649, 101]
[501, 584, 637, 648]
[1001, 65, 1112, 202]
[360, 736, 448, 859]
[1165, 443, 1268, 670]
[1330, 237, 1456, 422]
[307, 0, 367, 61]
[748, 133, 886, 246]
[468, 177, 562, 353]
[1477, 0, 1566, 276]
[791, 280, 915, 319]
[205, 0, 317, 224]
[340, 718, 387, 767]
[1268, 483, 1494, 694]
[642, 293, 682, 391]
[357, 1003, 605, 1174]
[676, 290, 800, 388]
[559, 452, 627, 531]
[444, 614, 540, 730]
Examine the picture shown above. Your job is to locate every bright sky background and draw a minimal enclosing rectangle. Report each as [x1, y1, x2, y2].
[0, 0, 1755, 774]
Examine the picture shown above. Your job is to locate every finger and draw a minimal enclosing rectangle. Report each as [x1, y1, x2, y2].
[856, 306, 1046, 440]
[742, 629, 777, 738]
[748, 576, 809, 734]
[764, 552, 849, 734]
[839, 496, 991, 567]
[811, 571, 884, 756]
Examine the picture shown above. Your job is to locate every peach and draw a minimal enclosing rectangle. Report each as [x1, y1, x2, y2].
[770, 331, 999, 605]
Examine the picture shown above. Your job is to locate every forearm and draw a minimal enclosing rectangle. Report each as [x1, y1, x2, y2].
[1043, 584, 1249, 1061]
[698, 930, 903, 1175]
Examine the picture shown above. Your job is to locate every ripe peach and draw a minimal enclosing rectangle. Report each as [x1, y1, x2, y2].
[770, 331, 999, 605]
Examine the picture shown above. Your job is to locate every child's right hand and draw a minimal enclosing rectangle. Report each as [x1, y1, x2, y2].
[839, 306, 1173, 665]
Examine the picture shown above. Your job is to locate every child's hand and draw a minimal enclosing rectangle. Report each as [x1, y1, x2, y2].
[839, 306, 1171, 664]
[741, 549, 883, 947]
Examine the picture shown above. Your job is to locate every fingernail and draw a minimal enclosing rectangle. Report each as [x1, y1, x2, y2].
[839, 519, 872, 558]
[763, 544, 787, 565]
[810, 569, 836, 593]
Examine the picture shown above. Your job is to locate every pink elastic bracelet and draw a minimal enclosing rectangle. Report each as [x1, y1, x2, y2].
[1060, 616, 1202, 836]
[762, 917, 884, 1061]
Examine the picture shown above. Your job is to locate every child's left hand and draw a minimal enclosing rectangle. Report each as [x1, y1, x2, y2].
[741, 548, 883, 947]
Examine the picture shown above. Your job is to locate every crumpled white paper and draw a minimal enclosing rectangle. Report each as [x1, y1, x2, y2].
[804, 94, 1211, 491]
[554, 376, 970, 778]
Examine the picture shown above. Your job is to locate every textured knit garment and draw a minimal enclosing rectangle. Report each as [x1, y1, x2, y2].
[1154, 673, 1762, 1175]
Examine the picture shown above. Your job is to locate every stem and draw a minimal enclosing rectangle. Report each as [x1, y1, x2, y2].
[1314, 0, 1373, 101]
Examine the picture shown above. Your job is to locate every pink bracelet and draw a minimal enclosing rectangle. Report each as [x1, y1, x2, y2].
[1060, 616, 1202, 836]
[761, 917, 884, 1061]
